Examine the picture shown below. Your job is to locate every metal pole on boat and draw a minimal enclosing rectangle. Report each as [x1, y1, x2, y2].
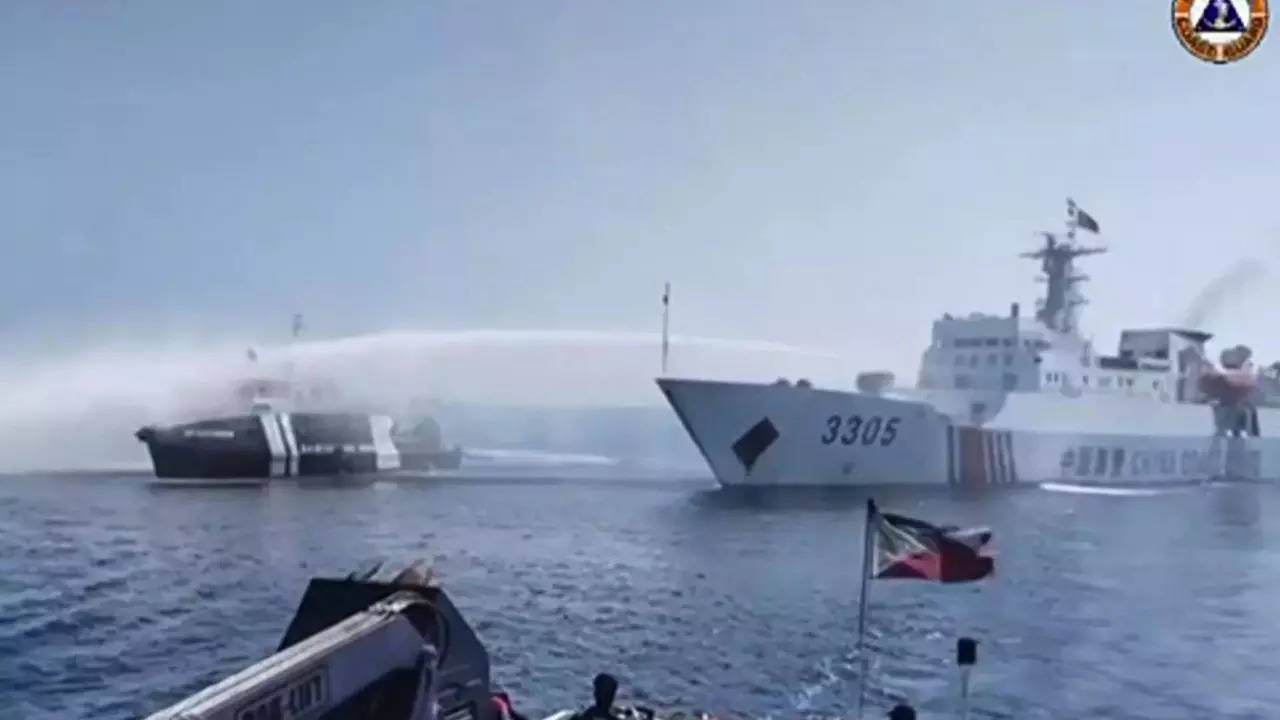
[661, 282, 670, 375]
[956, 637, 976, 720]
[855, 499, 876, 719]
[286, 313, 304, 379]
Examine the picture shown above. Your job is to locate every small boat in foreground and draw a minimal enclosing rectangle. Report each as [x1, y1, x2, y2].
[143, 566, 714, 720]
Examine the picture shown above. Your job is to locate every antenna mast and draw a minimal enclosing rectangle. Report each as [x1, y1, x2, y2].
[1020, 199, 1106, 335]
[285, 313, 304, 381]
[661, 282, 670, 375]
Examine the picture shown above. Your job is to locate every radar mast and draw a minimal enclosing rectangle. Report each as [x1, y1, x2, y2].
[1020, 198, 1106, 336]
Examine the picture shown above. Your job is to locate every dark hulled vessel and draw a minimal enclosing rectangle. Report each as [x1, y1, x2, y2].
[135, 410, 462, 481]
[136, 371, 462, 481]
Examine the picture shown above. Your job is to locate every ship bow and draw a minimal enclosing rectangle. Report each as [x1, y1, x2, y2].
[657, 378, 808, 485]
[658, 377, 948, 486]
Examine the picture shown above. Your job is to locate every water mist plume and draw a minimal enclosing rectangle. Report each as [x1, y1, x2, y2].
[0, 328, 845, 472]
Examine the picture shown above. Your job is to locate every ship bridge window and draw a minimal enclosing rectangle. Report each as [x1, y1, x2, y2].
[984, 338, 999, 347]
[1004, 353, 1013, 366]
[1002, 338, 1014, 346]
[1100, 377, 1112, 388]
[987, 354, 998, 366]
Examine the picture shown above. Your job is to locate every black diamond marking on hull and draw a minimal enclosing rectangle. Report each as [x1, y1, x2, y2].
[733, 418, 780, 472]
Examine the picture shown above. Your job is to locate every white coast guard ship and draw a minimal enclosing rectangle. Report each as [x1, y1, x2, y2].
[659, 200, 1280, 487]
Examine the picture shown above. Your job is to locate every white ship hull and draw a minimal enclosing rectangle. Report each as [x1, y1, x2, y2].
[658, 378, 1280, 486]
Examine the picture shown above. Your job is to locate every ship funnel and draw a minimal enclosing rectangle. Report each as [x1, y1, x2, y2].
[857, 371, 894, 395]
[1011, 303, 1019, 318]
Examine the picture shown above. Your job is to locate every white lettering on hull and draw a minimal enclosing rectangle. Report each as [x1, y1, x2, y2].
[1059, 444, 1262, 480]
[297, 444, 378, 454]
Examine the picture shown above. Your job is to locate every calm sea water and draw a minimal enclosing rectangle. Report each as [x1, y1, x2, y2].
[2, 474, 1279, 720]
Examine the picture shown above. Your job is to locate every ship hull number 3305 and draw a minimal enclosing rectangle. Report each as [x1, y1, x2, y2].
[820, 414, 901, 447]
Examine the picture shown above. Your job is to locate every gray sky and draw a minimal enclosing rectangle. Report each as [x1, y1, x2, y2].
[4, 1, 1279, 376]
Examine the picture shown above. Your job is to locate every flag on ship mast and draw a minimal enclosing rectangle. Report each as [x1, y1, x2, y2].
[854, 500, 994, 718]
[1067, 198, 1100, 234]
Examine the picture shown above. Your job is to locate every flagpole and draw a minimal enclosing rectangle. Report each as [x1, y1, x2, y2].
[855, 498, 876, 720]
[661, 282, 670, 375]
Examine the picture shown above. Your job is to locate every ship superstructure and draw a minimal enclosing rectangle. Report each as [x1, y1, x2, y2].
[659, 200, 1280, 486]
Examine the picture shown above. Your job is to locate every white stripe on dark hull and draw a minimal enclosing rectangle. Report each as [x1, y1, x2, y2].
[260, 412, 289, 478]
[136, 411, 461, 481]
[278, 413, 300, 477]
